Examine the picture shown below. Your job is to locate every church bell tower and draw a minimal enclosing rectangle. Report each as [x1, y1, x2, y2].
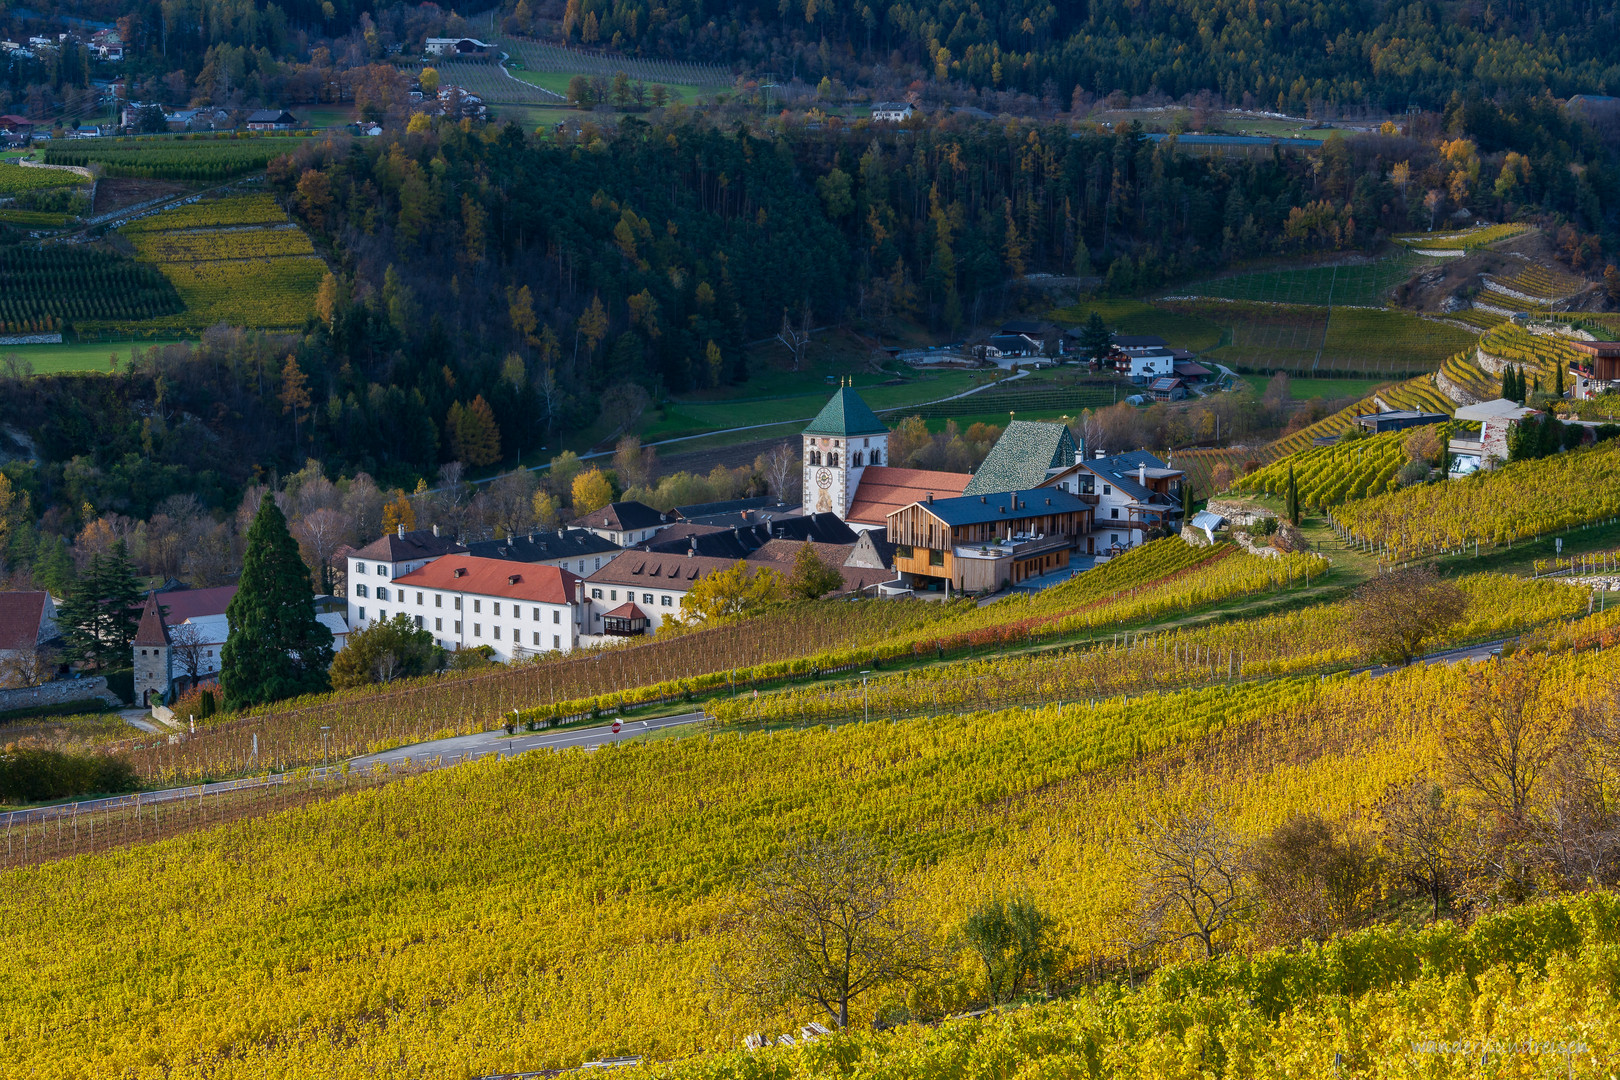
[801, 378, 889, 519]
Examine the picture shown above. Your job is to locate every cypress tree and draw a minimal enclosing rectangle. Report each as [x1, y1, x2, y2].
[58, 540, 140, 671]
[221, 494, 334, 709]
[1500, 365, 1513, 400]
[1556, 364, 1565, 399]
[1285, 463, 1300, 526]
[1181, 477, 1194, 522]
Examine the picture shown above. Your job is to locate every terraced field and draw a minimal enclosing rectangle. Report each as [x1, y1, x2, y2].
[1395, 223, 1530, 251]
[1179, 253, 1426, 307]
[503, 37, 730, 88]
[1491, 261, 1587, 300]
[417, 59, 562, 104]
[1167, 302, 1472, 378]
[87, 193, 325, 334]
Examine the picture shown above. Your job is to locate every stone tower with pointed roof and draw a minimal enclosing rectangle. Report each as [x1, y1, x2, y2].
[133, 592, 172, 707]
[802, 379, 889, 519]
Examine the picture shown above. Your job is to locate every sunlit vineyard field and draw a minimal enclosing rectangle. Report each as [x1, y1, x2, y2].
[1334, 437, 1620, 554]
[3, 646, 1616, 1076]
[87, 194, 324, 333]
[1236, 426, 1454, 508]
[1396, 223, 1530, 250]
[0, 161, 89, 193]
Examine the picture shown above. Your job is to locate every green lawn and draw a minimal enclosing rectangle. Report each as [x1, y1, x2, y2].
[299, 106, 356, 128]
[1239, 375, 1388, 400]
[1182, 254, 1429, 307]
[1, 339, 190, 374]
[507, 68, 710, 105]
[1049, 299, 1225, 352]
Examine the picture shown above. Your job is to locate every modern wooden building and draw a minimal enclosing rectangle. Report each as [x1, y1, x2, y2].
[887, 489, 1092, 593]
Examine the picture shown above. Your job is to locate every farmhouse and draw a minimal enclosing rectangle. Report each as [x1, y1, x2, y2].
[245, 109, 298, 131]
[424, 37, 496, 56]
[871, 102, 914, 122]
[1041, 451, 1186, 553]
[888, 489, 1091, 593]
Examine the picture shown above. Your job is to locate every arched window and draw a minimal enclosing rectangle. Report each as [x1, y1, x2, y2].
[808, 449, 820, 466]
[852, 451, 863, 467]
[828, 452, 839, 467]
[872, 447, 883, 465]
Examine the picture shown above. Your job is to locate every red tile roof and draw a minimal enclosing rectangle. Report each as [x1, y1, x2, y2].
[153, 586, 237, 623]
[133, 593, 169, 647]
[394, 556, 580, 604]
[602, 601, 648, 620]
[0, 591, 48, 653]
[845, 466, 971, 526]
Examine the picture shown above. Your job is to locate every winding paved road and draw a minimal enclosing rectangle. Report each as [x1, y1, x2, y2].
[5, 712, 706, 827]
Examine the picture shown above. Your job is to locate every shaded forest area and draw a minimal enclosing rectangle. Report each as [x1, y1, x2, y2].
[517, 0, 1620, 110]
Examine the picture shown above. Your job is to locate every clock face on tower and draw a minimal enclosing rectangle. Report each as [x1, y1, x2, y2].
[815, 468, 833, 489]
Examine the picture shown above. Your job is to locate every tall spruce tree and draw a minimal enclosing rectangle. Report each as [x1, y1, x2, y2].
[1556, 364, 1565, 399]
[1285, 464, 1300, 526]
[1077, 311, 1112, 364]
[1500, 365, 1514, 401]
[220, 494, 334, 708]
[58, 540, 140, 670]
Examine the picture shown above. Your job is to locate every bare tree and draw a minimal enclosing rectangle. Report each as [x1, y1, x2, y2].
[1249, 812, 1381, 947]
[1350, 566, 1467, 666]
[291, 506, 351, 596]
[1444, 658, 1566, 822]
[758, 443, 801, 503]
[168, 621, 209, 686]
[613, 435, 655, 491]
[720, 832, 933, 1029]
[777, 304, 812, 371]
[1378, 778, 1463, 922]
[475, 470, 540, 539]
[0, 645, 58, 688]
[1124, 801, 1255, 960]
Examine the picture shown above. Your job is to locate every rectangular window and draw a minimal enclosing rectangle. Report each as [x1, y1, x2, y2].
[454, 620, 461, 633]
[473, 599, 481, 613]
[474, 624, 482, 638]
[414, 615, 423, 628]
[416, 591, 423, 605]
[553, 635, 560, 649]
[591, 588, 603, 599]
[377, 587, 389, 601]
[359, 607, 366, 620]
[357, 563, 367, 574]
[594, 558, 602, 570]
[661, 595, 672, 607]
[1110, 508, 1120, 519]
[493, 602, 501, 617]
[435, 594, 442, 608]
[552, 610, 560, 623]
[533, 631, 540, 646]
[610, 590, 618, 601]
[378, 565, 389, 577]
[435, 618, 442, 631]
[533, 607, 541, 621]
[493, 626, 501, 640]
[1110, 534, 1119, 544]
[380, 610, 387, 621]
[1102, 484, 1111, 495]
[355, 584, 368, 598]
[929, 549, 944, 567]
[896, 545, 913, 559]
[643, 593, 653, 604]
[454, 597, 462, 610]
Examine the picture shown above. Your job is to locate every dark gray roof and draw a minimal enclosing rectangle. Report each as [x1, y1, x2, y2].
[352, 528, 467, 562]
[675, 496, 798, 526]
[962, 421, 1077, 496]
[465, 528, 621, 563]
[1083, 451, 1181, 504]
[645, 512, 856, 559]
[803, 388, 888, 438]
[568, 500, 668, 532]
[917, 488, 1090, 527]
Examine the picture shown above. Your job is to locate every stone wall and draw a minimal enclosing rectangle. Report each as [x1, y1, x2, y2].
[0, 676, 120, 714]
